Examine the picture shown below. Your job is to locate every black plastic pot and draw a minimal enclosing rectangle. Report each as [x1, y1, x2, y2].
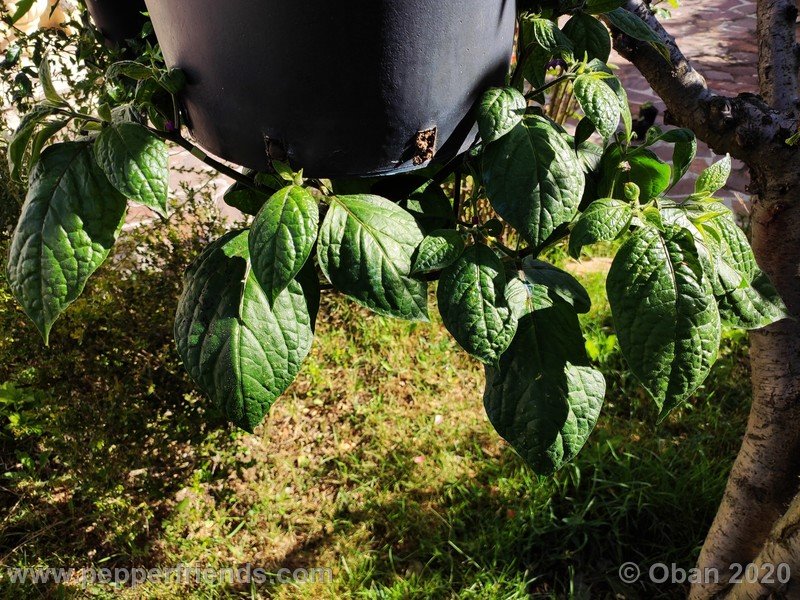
[143, 0, 516, 177]
[86, 0, 148, 47]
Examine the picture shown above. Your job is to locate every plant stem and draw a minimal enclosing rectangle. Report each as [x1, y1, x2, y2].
[526, 73, 572, 100]
[152, 128, 259, 192]
[453, 168, 463, 222]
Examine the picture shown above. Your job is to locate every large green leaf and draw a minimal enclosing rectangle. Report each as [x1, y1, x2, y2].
[599, 146, 671, 201]
[175, 230, 318, 432]
[563, 13, 611, 63]
[717, 270, 789, 330]
[477, 87, 527, 144]
[569, 198, 632, 258]
[223, 183, 271, 216]
[483, 116, 585, 248]
[6, 142, 128, 343]
[607, 225, 721, 417]
[437, 244, 522, 364]
[484, 302, 606, 474]
[318, 194, 428, 321]
[249, 185, 319, 303]
[94, 122, 169, 216]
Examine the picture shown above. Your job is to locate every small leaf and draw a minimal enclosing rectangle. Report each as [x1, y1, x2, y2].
[605, 8, 669, 57]
[695, 154, 731, 196]
[483, 116, 585, 248]
[9, 0, 36, 24]
[7, 104, 60, 181]
[412, 229, 465, 274]
[94, 122, 169, 216]
[6, 143, 128, 343]
[484, 302, 606, 474]
[522, 17, 574, 56]
[249, 186, 319, 303]
[175, 231, 317, 432]
[106, 61, 154, 81]
[573, 73, 621, 139]
[521, 257, 592, 313]
[478, 87, 527, 144]
[318, 194, 428, 321]
[437, 243, 520, 364]
[569, 198, 632, 258]
[38, 54, 67, 106]
[607, 225, 721, 417]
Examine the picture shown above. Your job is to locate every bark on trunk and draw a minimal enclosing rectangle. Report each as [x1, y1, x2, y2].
[691, 185, 800, 600]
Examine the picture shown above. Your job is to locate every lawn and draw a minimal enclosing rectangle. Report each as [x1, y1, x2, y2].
[0, 191, 750, 599]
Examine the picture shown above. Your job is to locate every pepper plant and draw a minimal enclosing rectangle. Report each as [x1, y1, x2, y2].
[4, 4, 788, 475]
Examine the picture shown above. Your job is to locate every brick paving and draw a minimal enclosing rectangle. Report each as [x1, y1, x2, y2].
[611, 0, 758, 213]
[135, 1, 758, 224]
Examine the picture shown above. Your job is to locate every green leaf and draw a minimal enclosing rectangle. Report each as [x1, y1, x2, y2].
[106, 61, 155, 81]
[661, 202, 754, 296]
[521, 257, 591, 313]
[6, 142, 128, 343]
[38, 54, 67, 106]
[569, 198, 632, 258]
[607, 225, 721, 417]
[573, 73, 621, 139]
[29, 119, 69, 167]
[562, 13, 611, 62]
[651, 128, 697, 187]
[483, 116, 585, 248]
[175, 231, 317, 432]
[94, 122, 169, 216]
[586, 0, 624, 13]
[249, 186, 319, 303]
[437, 244, 521, 364]
[223, 183, 270, 216]
[522, 17, 574, 56]
[695, 154, 731, 196]
[600, 147, 671, 201]
[7, 104, 60, 181]
[411, 229, 465, 274]
[717, 270, 789, 330]
[478, 87, 527, 144]
[713, 211, 756, 283]
[605, 8, 669, 57]
[9, 0, 35, 24]
[484, 302, 606, 474]
[318, 194, 428, 321]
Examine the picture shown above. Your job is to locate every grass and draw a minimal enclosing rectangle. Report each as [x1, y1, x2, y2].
[0, 207, 752, 599]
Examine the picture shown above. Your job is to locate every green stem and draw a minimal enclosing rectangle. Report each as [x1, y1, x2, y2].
[154, 129, 260, 192]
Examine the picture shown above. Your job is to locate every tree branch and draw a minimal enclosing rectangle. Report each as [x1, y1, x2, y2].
[756, 0, 800, 112]
[606, 0, 795, 171]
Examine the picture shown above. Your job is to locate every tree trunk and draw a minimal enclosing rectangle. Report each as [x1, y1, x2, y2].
[606, 0, 800, 596]
[691, 181, 800, 600]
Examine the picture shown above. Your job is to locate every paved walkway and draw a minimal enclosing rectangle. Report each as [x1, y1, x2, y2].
[612, 0, 757, 213]
[135, 1, 758, 225]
